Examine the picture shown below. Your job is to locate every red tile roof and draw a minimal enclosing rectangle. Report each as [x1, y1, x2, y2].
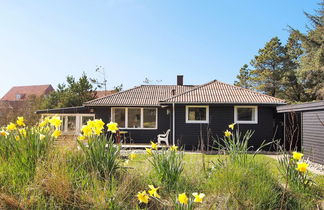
[161, 80, 286, 104]
[95, 90, 117, 98]
[1, 84, 54, 101]
[84, 85, 196, 106]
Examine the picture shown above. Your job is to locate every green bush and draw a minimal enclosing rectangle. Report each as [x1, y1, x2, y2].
[0, 125, 54, 193]
[148, 148, 184, 191]
[206, 160, 282, 209]
[77, 135, 124, 182]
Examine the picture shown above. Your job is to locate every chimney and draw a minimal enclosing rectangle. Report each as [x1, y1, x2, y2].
[177, 75, 183, 86]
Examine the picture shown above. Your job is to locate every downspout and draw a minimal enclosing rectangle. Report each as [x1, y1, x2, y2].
[283, 113, 286, 149]
[172, 103, 175, 145]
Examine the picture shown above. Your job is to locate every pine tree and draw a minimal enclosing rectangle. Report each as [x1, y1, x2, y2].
[290, 2, 324, 100]
[42, 73, 97, 109]
[234, 64, 252, 89]
[249, 37, 288, 97]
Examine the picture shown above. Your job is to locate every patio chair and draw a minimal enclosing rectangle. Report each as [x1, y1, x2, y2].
[157, 129, 170, 146]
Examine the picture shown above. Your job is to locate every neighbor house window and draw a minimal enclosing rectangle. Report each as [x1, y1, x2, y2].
[111, 107, 157, 129]
[234, 106, 258, 124]
[185, 106, 209, 123]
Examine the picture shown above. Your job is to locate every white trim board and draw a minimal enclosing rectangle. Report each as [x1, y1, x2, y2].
[234, 106, 258, 124]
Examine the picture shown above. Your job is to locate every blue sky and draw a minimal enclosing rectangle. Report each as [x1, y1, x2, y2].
[0, 0, 319, 97]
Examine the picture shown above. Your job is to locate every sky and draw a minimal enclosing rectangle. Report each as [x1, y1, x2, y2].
[0, 0, 320, 97]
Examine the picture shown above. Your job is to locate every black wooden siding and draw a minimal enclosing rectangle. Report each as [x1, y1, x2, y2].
[302, 111, 324, 164]
[174, 104, 278, 150]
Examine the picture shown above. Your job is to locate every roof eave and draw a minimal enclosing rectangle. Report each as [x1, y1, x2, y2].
[160, 101, 286, 105]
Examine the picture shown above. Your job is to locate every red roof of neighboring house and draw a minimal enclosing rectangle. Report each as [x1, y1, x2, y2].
[1, 84, 54, 101]
[95, 90, 117, 98]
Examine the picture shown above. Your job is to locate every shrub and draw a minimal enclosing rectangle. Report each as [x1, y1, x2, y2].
[78, 136, 123, 181]
[0, 117, 57, 193]
[147, 145, 184, 191]
[206, 160, 282, 209]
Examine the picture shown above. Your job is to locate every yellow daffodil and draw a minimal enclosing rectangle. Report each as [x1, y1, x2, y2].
[39, 120, 48, 128]
[296, 162, 308, 173]
[228, 123, 235, 130]
[15, 135, 20, 141]
[87, 120, 96, 128]
[16, 117, 25, 127]
[146, 148, 153, 155]
[151, 141, 158, 150]
[178, 193, 188, 205]
[94, 119, 105, 129]
[81, 125, 92, 137]
[6, 123, 17, 131]
[0, 130, 9, 137]
[78, 135, 86, 140]
[292, 152, 303, 161]
[224, 130, 232, 137]
[49, 116, 62, 128]
[107, 121, 118, 133]
[129, 153, 137, 160]
[192, 192, 205, 203]
[39, 134, 45, 140]
[169, 145, 178, 152]
[137, 190, 149, 204]
[148, 185, 160, 198]
[52, 129, 61, 138]
[93, 127, 103, 136]
[19, 128, 27, 137]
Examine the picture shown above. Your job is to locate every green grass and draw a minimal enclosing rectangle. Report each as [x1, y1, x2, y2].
[1, 147, 324, 209]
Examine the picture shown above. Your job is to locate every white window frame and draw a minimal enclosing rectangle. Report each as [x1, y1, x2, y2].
[110, 107, 158, 129]
[185, 105, 209, 123]
[234, 106, 258, 124]
[41, 113, 96, 134]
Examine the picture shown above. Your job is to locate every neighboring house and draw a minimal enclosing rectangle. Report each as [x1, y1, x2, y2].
[277, 101, 324, 165]
[95, 90, 117, 98]
[1, 84, 54, 101]
[37, 76, 286, 149]
[0, 85, 54, 125]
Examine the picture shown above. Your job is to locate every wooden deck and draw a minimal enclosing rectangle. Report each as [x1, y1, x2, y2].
[120, 143, 169, 149]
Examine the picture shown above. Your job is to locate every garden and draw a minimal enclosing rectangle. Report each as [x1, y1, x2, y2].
[0, 116, 323, 209]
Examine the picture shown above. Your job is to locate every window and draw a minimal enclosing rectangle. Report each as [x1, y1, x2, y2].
[185, 106, 209, 123]
[82, 116, 95, 125]
[67, 116, 76, 132]
[111, 107, 158, 129]
[234, 106, 258, 124]
[112, 108, 126, 128]
[128, 108, 141, 128]
[143, 108, 157, 128]
[40, 114, 95, 134]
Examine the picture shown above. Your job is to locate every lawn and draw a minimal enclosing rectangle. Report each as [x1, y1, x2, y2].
[0, 117, 324, 209]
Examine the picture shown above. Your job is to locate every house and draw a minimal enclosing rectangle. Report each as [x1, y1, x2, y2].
[95, 90, 117, 98]
[36, 76, 286, 150]
[1, 84, 54, 101]
[277, 101, 324, 165]
[0, 84, 54, 125]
